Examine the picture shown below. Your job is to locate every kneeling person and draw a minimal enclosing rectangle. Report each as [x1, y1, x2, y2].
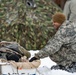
[29, 12, 76, 73]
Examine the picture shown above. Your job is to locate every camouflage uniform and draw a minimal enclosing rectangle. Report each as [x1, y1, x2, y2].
[35, 20, 76, 67]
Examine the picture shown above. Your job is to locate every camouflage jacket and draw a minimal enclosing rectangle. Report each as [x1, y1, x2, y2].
[35, 20, 76, 66]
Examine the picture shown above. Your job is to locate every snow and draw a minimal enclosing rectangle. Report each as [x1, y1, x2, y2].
[29, 50, 76, 75]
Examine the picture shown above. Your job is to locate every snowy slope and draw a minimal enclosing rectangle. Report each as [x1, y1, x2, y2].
[29, 50, 76, 75]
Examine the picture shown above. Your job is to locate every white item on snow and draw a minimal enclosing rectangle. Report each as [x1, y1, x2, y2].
[0, 63, 50, 75]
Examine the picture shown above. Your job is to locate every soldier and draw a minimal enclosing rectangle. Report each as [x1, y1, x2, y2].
[29, 12, 76, 73]
[63, 0, 76, 21]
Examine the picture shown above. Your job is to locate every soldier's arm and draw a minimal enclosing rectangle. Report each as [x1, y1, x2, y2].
[35, 27, 66, 59]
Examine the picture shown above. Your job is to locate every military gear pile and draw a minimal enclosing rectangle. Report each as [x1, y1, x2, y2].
[0, 41, 31, 62]
[0, 0, 62, 50]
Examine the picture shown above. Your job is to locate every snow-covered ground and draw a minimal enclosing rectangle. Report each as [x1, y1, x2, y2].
[29, 50, 76, 75]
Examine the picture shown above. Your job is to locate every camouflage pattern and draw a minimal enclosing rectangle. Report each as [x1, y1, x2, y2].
[35, 21, 76, 66]
[0, 0, 62, 50]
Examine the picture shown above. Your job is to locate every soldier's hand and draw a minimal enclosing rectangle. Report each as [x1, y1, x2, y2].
[29, 57, 38, 62]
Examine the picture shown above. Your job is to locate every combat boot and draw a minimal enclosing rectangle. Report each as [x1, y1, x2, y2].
[51, 65, 65, 70]
[51, 62, 76, 73]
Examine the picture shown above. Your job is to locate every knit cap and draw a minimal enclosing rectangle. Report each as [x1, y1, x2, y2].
[52, 12, 66, 24]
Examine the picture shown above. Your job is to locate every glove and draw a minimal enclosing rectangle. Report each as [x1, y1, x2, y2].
[29, 57, 38, 62]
